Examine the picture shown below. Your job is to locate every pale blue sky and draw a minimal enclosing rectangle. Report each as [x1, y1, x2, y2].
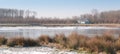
[0, 0, 120, 18]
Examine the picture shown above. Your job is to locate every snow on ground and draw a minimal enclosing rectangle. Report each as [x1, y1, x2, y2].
[0, 47, 78, 54]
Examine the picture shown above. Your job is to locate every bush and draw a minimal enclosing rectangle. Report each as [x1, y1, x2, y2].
[7, 38, 17, 47]
[7, 37, 39, 47]
[53, 34, 66, 46]
[7, 37, 25, 47]
[104, 41, 115, 54]
[78, 35, 88, 48]
[24, 38, 39, 47]
[38, 35, 52, 45]
[86, 38, 105, 52]
[1, 32, 119, 54]
[115, 38, 120, 51]
[66, 32, 79, 49]
[86, 34, 116, 54]
[0, 36, 7, 45]
[102, 32, 115, 41]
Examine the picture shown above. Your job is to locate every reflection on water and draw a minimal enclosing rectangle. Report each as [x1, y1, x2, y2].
[0, 26, 119, 38]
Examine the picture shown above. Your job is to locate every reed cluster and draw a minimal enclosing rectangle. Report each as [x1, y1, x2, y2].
[0, 32, 120, 54]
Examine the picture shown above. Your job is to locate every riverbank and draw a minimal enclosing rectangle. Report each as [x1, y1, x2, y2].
[43, 24, 120, 27]
[0, 32, 120, 54]
[0, 24, 120, 27]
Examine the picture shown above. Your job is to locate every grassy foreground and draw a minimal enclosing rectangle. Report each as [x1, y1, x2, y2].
[0, 32, 120, 54]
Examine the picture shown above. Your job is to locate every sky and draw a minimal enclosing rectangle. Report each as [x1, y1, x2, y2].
[0, 0, 120, 18]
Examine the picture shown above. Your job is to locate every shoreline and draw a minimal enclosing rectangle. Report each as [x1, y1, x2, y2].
[0, 24, 120, 28]
[0, 32, 120, 54]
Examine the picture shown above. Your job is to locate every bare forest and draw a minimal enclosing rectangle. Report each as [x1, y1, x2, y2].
[0, 8, 120, 24]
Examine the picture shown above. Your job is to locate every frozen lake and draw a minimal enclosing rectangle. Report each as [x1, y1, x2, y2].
[0, 26, 119, 38]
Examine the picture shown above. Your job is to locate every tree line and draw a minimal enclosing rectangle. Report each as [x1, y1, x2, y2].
[0, 8, 120, 24]
[0, 8, 36, 18]
[83, 10, 120, 24]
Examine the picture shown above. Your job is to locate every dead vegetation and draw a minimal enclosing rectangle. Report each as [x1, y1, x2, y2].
[0, 32, 120, 54]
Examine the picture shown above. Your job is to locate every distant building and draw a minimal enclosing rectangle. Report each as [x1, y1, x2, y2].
[77, 18, 90, 24]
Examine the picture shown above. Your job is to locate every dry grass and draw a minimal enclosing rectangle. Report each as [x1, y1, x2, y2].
[24, 38, 39, 47]
[86, 37, 103, 52]
[0, 36, 7, 45]
[102, 32, 115, 41]
[38, 35, 52, 45]
[86, 34, 116, 54]
[6, 37, 39, 47]
[53, 34, 66, 47]
[115, 37, 120, 51]
[66, 32, 79, 49]
[78, 35, 88, 48]
[6, 37, 25, 47]
[0, 32, 120, 54]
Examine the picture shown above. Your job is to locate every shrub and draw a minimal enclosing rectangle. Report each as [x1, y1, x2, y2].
[38, 35, 52, 45]
[24, 38, 39, 47]
[104, 41, 115, 54]
[1, 32, 119, 53]
[7, 38, 17, 47]
[7, 37, 25, 47]
[86, 38, 105, 52]
[53, 34, 66, 46]
[7, 37, 39, 47]
[78, 35, 88, 48]
[66, 32, 79, 49]
[102, 32, 115, 41]
[0, 36, 7, 45]
[115, 38, 120, 51]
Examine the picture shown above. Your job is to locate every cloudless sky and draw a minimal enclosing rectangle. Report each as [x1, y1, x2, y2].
[0, 0, 120, 18]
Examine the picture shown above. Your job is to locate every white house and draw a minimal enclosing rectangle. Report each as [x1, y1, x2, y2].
[77, 18, 89, 24]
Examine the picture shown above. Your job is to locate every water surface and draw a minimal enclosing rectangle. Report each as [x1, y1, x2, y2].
[0, 26, 119, 38]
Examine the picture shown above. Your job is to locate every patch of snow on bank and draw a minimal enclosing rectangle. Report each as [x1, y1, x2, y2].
[0, 47, 77, 54]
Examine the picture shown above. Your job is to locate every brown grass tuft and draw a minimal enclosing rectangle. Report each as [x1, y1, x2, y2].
[7, 37, 39, 47]
[53, 34, 66, 47]
[24, 38, 39, 47]
[66, 32, 79, 49]
[115, 38, 120, 51]
[86, 37, 105, 52]
[1, 32, 120, 54]
[38, 35, 52, 45]
[6, 37, 25, 47]
[78, 35, 88, 48]
[102, 31, 115, 41]
[0, 36, 7, 45]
